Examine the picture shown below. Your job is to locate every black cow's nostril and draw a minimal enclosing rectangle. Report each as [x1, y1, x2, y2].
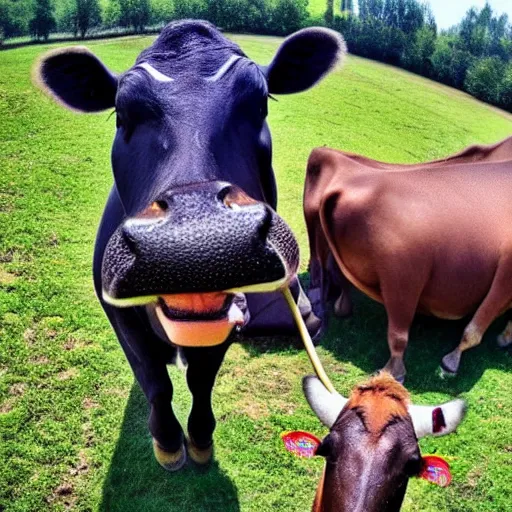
[217, 185, 233, 205]
[155, 199, 169, 211]
[121, 224, 138, 253]
[257, 208, 273, 242]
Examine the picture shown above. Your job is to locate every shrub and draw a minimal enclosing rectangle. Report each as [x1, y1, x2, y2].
[464, 57, 505, 105]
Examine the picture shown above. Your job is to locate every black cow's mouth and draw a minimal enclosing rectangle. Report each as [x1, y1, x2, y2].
[153, 292, 246, 347]
[158, 292, 233, 321]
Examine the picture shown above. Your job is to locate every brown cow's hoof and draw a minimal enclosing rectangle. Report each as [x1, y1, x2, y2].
[153, 439, 187, 472]
[382, 357, 406, 383]
[438, 365, 457, 380]
[187, 437, 213, 466]
[441, 351, 461, 376]
[497, 333, 512, 348]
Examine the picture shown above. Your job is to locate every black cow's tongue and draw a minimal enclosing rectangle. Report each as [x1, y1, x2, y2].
[155, 292, 245, 346]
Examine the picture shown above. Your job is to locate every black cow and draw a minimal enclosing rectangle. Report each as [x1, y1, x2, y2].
[36, 20, 345, 470]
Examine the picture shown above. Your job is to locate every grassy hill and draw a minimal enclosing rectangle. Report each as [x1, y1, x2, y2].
[0, 34, 511, 512]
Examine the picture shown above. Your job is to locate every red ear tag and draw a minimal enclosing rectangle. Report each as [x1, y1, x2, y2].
[419, 456, 452, 487]
[281, 431, 321, 458]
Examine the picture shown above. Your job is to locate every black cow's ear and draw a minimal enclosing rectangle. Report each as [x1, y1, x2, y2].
[261, 27, 346, 95]
[34, 46, 118, 112]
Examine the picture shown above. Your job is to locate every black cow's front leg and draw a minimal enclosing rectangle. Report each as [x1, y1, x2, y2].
[104, 305, 187, 471]
[182, 342, 231, 465]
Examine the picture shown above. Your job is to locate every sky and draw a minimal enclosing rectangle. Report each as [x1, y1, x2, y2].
[426, 0, 512, 29]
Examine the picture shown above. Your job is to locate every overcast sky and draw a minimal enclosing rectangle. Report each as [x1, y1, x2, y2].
[426, 0, 512, 29]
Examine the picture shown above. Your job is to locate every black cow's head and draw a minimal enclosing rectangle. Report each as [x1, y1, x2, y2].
[35, 20, 345, 346]
[294, 374, 466, 512]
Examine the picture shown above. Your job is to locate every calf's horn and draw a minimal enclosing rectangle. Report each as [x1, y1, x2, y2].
[302, 375, 347, 428]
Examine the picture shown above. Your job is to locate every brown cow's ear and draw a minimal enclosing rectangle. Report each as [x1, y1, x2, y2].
[261, 27, 346, 95]
[34, 47, 118, 112]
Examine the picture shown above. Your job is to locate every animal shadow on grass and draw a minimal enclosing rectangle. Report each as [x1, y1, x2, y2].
[244, 273, 511, 396]
[100, 384, 240, 512]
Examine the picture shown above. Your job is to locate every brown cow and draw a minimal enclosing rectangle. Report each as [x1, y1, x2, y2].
[304, 137, 512, 381]
[285, 373, 466, 512]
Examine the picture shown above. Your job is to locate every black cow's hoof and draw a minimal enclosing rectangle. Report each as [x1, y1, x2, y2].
[153, 439, 187, 472]
[187, 436, 213, 466]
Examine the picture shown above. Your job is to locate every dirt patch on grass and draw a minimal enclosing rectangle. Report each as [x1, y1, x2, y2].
[23, 327, 36, 345]
[0, 397, 16, 413]
[9, 383, 26, 396]
[57, 368, 79, 381]
[46, 481, 76, 510]
[29, 355, 49, 365]
[82, 397, 99, 409]
[63, 334, 93, 351]
[0, 267, 17, 285]
[234, 396, 270, 420]
[69, 450, 89, 477]
[46, 450, 90, 510]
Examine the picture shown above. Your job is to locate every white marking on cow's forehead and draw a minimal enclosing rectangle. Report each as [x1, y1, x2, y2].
[136, 62, 174, 82]
[207, 55, 242, 82]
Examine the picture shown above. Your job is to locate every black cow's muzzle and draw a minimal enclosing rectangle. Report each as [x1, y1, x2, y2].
[101, 181, 299, 346]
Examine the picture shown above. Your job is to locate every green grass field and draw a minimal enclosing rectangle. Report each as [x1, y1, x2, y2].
[1, 33, 511, 512]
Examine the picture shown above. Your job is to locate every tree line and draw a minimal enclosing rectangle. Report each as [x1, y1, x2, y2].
[331, 1, 512, 112]
[0, 0, 310, 41]
[1, 0, 511, 112]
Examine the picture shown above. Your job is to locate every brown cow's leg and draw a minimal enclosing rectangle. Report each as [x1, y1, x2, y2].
[381, 301, 418, 383]
[382, 322, 411, 383]
[442, 271, 512, 374]
[497, 320, 512, 348]
[380, 271, 423, 382]
[441, 322, 483, 375]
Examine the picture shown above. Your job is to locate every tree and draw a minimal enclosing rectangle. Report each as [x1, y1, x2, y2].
[172, 0, 207, 20]
[464, 57, 505, 105]
[119, 0, 150, 32]
[325, 0, 333, 26]
[76, 0, 101, 38]
[341, 0, 353, 12]
[499, 63, 512, 111]
[0, 0, 31, 41]
[272, 0, 308, 35]
[403, 25, 435, 74]
[29, 0, 56, 40]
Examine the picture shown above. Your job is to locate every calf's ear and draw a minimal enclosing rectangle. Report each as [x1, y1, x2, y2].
[261, 28, 346, 95]
[34, 47, 118, 112]
[418, 455, 452, 487]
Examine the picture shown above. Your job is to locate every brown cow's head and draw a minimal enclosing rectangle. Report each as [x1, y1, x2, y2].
[293, 373, 466, 512]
